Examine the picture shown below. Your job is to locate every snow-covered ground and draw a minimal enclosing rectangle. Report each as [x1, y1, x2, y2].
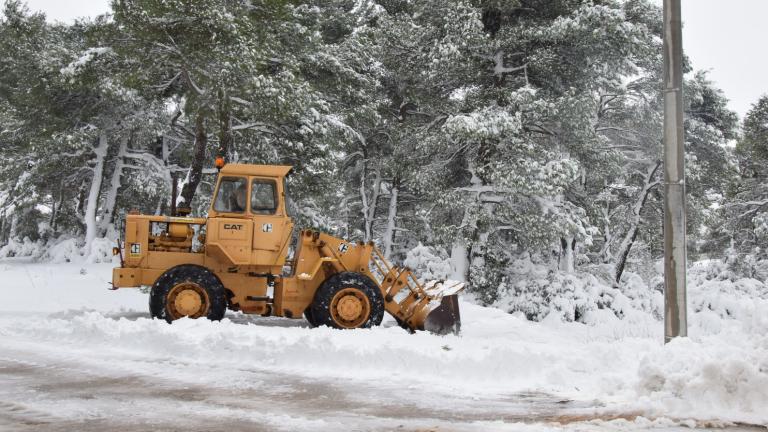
[0, 258, 766, 431]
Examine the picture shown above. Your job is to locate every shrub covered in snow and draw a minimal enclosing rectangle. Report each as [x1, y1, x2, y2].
[43, 238, 83, 263]
[489, 252, 663, 323]
[0, 237, 46, 259]
[0, 235, 117, 264]
[403, 243, 452, 282]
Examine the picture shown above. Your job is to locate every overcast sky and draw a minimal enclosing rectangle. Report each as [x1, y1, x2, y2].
[23, 0, 768, 120]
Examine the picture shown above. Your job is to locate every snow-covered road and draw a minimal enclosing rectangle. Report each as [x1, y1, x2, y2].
[1, 260, 766, 431]
[0, 315, 632, 432]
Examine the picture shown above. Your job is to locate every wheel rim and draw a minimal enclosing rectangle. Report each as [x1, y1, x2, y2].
[167, 282, 209, 319]
[330, 287, 371, 328]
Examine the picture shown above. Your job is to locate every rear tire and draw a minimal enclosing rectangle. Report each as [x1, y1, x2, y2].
[149, 265, 227, 323]
[309, 272, 384, 329]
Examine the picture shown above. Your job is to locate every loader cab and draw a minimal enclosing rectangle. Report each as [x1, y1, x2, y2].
[205, 164, 294, 272]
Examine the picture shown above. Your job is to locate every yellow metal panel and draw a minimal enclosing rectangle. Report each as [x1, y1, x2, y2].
[218, 220, 251, 241]
[207, 242, 247, 266]
[112, 267, 142, 287]
[126, 221, 137, 241]
[146, 251, 204, 269]
[220, 164, 292, 178]
[276, 278, 315, 319]
[124, 218, 149, 267]
[252, 216, 290, 253]
[206, 217, 253, 265]
[127, 214, 207, 225]
[141, 269, 164, 286]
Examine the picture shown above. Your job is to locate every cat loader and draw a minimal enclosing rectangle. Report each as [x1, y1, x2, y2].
[111, 162, 464, 334]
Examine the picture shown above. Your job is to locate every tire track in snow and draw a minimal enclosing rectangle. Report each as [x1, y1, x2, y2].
[0, 343, 593, 432]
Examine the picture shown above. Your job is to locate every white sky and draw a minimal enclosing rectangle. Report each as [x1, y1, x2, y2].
[23, 0, 768, 120]
[24, 0, 109, 24]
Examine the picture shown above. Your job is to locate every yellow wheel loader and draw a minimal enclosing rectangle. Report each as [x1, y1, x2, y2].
[111, 163, 464, 334]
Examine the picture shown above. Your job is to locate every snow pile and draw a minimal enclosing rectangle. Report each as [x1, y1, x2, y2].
[627, 261, 768, 424]
[636, 333, 768, 422]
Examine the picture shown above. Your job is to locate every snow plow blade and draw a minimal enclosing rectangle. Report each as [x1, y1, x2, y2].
[423, 294, 461, 335]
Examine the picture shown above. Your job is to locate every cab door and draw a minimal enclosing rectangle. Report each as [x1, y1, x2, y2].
[207, 217, 254, 265]
[205, 176, 253, 266]
[249, 178, 292, 266]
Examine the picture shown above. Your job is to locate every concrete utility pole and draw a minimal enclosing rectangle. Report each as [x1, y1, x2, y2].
[662, 0, 687, 343]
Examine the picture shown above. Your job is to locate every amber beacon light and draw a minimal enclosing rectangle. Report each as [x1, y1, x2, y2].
[215, 156, 225, 169]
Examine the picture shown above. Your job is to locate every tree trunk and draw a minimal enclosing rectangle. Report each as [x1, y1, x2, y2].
[170, 174, 179, 216]
[598, 203, 613, 263]
[83, 132, 109, 256]
[218, 89, 232, 158]
[450, 163, 485, 283]
[8, 213, 18, 242]
[0, 211, 6, 245]
[51, 186, 64, 233]
[48, 188, 58, 231]
[159, 135, 175, 209]
[155, 196, 165, 216]
[470, 230, 489, 273]
[559, 236, 576, 273]
[613, 161, 662, 284]
[360, 168, 381, 242]
[382, 180, 399, 259]
[450, 239, 470, 282]
[99, 136, 128, 235]
[76, 181, 86, 219]
[178, 114, 207, 211]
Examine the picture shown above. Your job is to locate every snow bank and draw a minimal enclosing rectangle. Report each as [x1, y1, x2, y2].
[636, 334, 768, 424]
[1, 235, 117, 263]
[627, 261, 768, 424]
[0, 259, 143, 312]
[1, 259, 767, 425]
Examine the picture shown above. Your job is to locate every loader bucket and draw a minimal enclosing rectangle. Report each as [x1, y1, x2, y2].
[394, 280, 464, 336]
[423, 294, 461, 335]
[367, 247, 465, 335]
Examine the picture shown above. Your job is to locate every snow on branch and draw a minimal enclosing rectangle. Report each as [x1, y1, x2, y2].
[60, 47, 113, 77]
[153, 72, 182, 93]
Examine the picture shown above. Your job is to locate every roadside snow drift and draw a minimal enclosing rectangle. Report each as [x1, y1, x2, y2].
[1, 258, 767, 428]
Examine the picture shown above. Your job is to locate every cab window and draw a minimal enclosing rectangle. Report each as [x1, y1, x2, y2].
[213, 177, 247, 213]
[251, 179, 277, 215]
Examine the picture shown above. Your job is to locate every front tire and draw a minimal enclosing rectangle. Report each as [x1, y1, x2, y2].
[309, 272, 384, 329]
[304, 307, 319, 327]
[149, 265, 227, 323]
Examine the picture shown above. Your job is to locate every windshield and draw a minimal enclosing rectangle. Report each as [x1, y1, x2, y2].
[251, 179, 277, 214]
[213, 177, 247, 213]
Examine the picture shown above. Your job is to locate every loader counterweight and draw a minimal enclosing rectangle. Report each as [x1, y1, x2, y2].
[112, 163, 464, 333]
